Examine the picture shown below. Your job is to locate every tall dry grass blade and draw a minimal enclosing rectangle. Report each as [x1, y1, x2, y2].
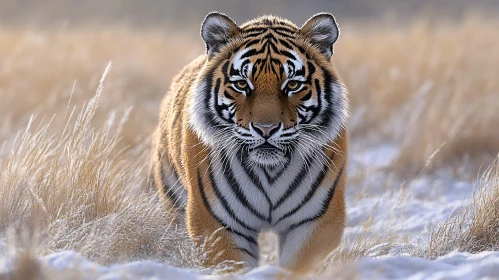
[427, 156, 499, 258]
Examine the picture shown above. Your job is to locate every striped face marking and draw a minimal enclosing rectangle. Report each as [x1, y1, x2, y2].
[161, 13, 348, 267]
[190, 19, 348, 167]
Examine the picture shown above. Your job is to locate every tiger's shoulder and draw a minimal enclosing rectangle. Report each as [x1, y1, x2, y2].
[158, 55, 206, 118]
[151, 55, 208, 207]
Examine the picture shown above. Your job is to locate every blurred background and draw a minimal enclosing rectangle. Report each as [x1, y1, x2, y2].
[1, 0, 498, 174]
[1, 0, 498, 27]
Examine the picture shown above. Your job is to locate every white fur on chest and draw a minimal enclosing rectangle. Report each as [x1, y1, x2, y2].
[208, 152, 331, 234]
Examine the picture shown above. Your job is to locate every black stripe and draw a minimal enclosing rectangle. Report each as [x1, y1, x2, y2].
[288, 165, 345, 231]
[238, 132, 253, 137]
[213, 78, 224, 119]
[158, 154, 184, 210]
[271, 26, 297, 33]
[297, 110, 308, 123]
[238, 154, 273, 220]
[272, 159, 310, 210]
[253, 59, 265, 80]
[208, 164, 259, 233]
[241, 49, 258, 59]
[242, 27, 268, 33]
[283, 39, 306, 54]
[244, 39, 261, 48]
[273, 29, 295, 38]
[262, 32, 277, 42]
[295, 65, 306, 77]
[213, 77, 236, 123]
[269, 40, 281, 54]
[269, 58, 280, 77]
[298, 104, 317, 112]
[242, 26, 296, 34]
[263, 162, 289, 185]
[302, 62, 316, 86]
[221, 61, 231, 84]
[222, 158, 269, 222]
[278, 38, 292, 50]
[280, 50, 296, 60]
[307, 62, 316, 77]
[201, 75, 221, 129]
[279, 132, 297, 138]
[314, 79, 322, 116]
[316, 71, 338, 129]
[241, 31, 266, 39]
[300, 91, 312, 102]
[197, 170, 258, 245]
[240, 60, 251, 77]
[296, 78, 322, 123]
[274, 158, 331, 224]
[224, 90, 234, 100]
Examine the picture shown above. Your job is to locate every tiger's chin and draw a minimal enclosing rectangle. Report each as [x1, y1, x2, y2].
[248, 149, 289, 167]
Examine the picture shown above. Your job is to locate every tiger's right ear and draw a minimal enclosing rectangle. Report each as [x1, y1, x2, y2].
[201, 12, 239, 57]
[300, 13, 339, 58]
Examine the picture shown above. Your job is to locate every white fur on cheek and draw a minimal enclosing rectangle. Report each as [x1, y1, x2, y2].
[283, 50, 304, 80]
[296, 80, 349, 156]
[288, 50, 304, 72]
[233, 48, 250, 70]
[188, 79, 217, 146]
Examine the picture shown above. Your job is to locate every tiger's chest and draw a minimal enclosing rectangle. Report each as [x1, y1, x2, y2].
[207, 152, 332, 233]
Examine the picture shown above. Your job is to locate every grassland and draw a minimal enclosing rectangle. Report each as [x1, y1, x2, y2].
[0, 17, 498, 278]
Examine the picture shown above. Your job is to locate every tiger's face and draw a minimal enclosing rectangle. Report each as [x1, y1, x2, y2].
[190, 13, 348, 167]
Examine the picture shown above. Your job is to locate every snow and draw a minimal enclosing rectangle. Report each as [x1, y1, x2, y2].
[346, 144, 474, 239]
[40, 251, 291, 279]
[1, 249, 494, 279]
[43, 252, 202, 279]
[0, 239, 6, 257]
[351, 251, 499, 280]
[1, 144, 498, 279]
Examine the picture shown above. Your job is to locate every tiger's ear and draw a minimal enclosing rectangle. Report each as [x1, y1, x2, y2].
[300, 13, 339, 58]
[201, 12, 239, 57]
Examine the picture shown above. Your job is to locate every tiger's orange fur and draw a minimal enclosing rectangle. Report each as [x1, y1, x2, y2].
[151, 12, 348, 273]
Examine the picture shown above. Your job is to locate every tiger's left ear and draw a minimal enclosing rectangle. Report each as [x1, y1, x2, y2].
[201, 12, 240, 57]
[300, 13, 339, 58]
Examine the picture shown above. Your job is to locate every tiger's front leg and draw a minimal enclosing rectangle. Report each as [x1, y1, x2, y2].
[187, 199, 260, 270]
[186, 166, 260, 270]
[277, 171, 346, 274]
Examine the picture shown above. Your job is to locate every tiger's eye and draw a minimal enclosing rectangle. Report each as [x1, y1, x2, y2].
[287, 81, 299, 90]
[235, 80, 248, 90]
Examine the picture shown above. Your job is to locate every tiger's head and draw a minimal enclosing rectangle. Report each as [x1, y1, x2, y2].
[189, 12, 348, 167]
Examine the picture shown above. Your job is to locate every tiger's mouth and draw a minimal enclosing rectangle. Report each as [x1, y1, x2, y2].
[248, 143, 289, 166]
[254, 142, 277, 150]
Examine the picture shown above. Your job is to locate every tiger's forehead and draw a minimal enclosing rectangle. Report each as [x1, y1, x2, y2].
[239, 15, 299, 33]
[229, 38, 306, 82]
[230, 46, 305, 81]
[226, 17, 309, 81]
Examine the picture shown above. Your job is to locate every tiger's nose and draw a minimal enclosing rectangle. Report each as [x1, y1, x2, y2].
[251, 122, 281, 138]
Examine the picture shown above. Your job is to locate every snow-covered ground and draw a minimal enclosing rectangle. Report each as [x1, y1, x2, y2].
[29, 250, 499, 279]
[1, 145, 497, 279]
[3, 247, 499, 279]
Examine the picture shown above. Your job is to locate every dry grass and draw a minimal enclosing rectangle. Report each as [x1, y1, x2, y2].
[339, 17, 499, 173]
[0, 68, 205, 269]
[427, 157, 499, 258]
[0, 27, 199, 150]
[0, 17, 498, 278]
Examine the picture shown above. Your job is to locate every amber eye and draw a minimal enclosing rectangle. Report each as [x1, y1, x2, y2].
[286, 81, 300, 91]
[234, 80, 249, 91]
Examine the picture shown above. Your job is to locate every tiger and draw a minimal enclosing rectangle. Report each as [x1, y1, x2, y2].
[151, 11, 348, 273]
